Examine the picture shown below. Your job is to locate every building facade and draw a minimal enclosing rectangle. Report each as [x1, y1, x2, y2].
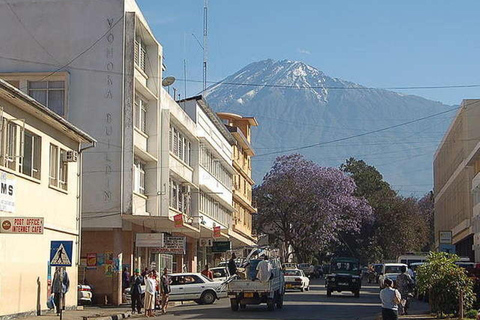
[434, 99, 480, 262]
[217, 113, 258, 249]
[0, 80, 94, 317]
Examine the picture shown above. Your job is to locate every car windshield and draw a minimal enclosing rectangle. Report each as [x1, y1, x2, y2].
[212, 268, 227, 278]
[284, 270, 302, 276]
[331, 262, 359, 272]
[385, 266, 403, 274]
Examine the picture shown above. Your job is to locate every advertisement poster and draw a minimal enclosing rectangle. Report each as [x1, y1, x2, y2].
[174, 214, 183, 228]
[96, 253, 105, 266]
[87, 253, 97, 267]
[213, 226, 221, 238]
[0, 171, 15, 213]
[104, 264, 113, 277]
[105, 251, 114, 264]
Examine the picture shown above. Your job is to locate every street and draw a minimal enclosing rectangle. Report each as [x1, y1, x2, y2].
[154, 279, 427, 320]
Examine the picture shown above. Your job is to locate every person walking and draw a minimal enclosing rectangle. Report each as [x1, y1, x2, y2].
[228, 253, 237, 276]
[144, 271, 156, 317]
[129, 269, 144, 314]
[52, 267, 70, 316]
[396, 265, 414, 315]
[122, 267, 130, 290]
[380, 278, 401, 320]
[201, 265, 213, 280]
[160, 268, 171, 314]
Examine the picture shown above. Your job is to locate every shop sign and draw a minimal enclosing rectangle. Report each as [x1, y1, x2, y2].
[151, 236, 186, 254]
[86, 253, 97, 267]
[0, 171, 15, 213]
[439, 231, 452, 244]
[212, 241, 231, 253]
[136, 233, 165, 247]
[213, 226, 221, 238]
[174, 214, 183, 228]
[0, 217, 43, 234]
[199, 238, 213, 247]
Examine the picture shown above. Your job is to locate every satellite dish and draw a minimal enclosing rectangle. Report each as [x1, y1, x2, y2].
[162, 76, 176, 87]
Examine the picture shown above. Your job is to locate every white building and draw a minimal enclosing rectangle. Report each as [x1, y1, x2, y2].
[0, 0, 191, 304]
[0, 80, 95, 317]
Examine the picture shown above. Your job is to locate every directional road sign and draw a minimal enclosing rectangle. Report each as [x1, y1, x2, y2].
[50, 241, 73, 266]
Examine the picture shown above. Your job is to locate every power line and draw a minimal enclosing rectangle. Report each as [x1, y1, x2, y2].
[256, 106, 460, 157]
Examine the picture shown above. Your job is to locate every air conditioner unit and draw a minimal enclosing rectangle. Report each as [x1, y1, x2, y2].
[63, 150, 78, 162]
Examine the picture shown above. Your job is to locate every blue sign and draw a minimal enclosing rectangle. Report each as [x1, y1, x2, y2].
[439, 244, 456, 254]
[50, 241, 73, 266]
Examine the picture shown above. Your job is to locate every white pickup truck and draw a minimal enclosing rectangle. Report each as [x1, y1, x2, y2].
[227, 258, 285, 311]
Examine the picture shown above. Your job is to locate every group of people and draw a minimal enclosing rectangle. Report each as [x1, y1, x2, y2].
[123, 267, 171, 317]
[380, 266, 414, 320]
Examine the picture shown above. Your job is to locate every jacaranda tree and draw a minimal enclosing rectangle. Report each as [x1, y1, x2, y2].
[254, 154, 373, 262]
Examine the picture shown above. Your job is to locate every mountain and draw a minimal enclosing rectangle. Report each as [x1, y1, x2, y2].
[205, 59, 452, 196]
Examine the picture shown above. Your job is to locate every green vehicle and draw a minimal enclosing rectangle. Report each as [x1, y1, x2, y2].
[325, 257, 361, 298]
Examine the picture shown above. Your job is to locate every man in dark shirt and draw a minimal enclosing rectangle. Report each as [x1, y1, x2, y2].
[130, 269, 144, 314]
[228, 253, 237, 276]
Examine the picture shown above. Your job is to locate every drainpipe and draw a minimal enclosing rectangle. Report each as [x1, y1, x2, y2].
[76, 141, 96, 276]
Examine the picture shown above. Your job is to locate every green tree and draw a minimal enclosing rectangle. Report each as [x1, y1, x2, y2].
[416, 252, 475, 317]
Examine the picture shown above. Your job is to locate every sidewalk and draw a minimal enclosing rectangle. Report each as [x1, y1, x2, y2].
[399, 298, 434, 320]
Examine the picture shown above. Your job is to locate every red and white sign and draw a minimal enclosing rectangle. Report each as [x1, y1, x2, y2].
[213, 226, 221, 238]
[0, 217, 43, 234]
[174, 214, 183, 228]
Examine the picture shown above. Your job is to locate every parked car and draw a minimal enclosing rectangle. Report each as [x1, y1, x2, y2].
[169, 273, 227, 304]
[297, 263, 314, 277]
[284, 269, 310, 291]
[77, 284, 93, 305]
[325, 257, 361, 298]
[379, 263, 408, 288]
[210, 267, 230, 282]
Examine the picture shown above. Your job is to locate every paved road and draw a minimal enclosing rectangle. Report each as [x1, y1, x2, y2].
[154, 279, 392, 320]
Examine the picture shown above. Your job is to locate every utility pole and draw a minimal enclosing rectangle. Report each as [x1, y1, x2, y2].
[203, 0, 208, 93]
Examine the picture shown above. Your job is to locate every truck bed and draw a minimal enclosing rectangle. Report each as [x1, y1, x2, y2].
[228, 277, 283, 293]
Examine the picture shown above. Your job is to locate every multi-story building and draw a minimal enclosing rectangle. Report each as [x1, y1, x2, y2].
[178, 96, 236, 268]
[0, 0, 199, 304]
[217, 113, 258, 249]
[0, 80, 94, 317]
[434, 99, 480, 262]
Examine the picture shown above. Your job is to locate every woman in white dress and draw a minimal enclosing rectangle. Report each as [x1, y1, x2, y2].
[144, 271, 156, 317]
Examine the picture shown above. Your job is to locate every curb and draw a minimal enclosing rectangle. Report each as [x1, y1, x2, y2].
[82, 311, 131, 320]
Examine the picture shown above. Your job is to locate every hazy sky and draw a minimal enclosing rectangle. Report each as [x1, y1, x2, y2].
[137, 0, 480, 106]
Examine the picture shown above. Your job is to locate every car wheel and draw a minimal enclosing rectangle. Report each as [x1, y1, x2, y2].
[240, 304, 246, 309]
[327, 289, 332, 297]
[354, 290, 360, 298]
[194, 299, 202, 304]
[267, 298, 275, 311]
[230, 299, 239, 311]
[201, 290, 216, 305]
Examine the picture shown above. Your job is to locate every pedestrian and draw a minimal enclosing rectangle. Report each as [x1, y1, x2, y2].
[52, 267, 70, 316]
[141, 267, 149, 277]
[122, 267, 130, 290]
[151, 270, 160, 310]
[160, 268, 171, 314]
[201, 264, 213, 280]
[144, 271, 156, 317]
[256, 255, 272, 282]
[228, 253, 237, 276]
[129, 268, 144, 314]
[396, 265, 414, 315]
[380, 278, 401, 320]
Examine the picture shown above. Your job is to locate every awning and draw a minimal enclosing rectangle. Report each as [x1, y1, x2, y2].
[122, 214, 200, 237]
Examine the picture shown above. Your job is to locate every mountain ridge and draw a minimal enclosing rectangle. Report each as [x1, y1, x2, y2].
[205, 59, 452, 195]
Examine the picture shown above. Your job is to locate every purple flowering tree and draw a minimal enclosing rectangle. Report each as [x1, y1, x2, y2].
[254, 154, 373, 262]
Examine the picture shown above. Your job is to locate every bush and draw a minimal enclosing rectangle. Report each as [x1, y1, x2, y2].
[416, 252, 475, 317]
[465, 309, 478, 319]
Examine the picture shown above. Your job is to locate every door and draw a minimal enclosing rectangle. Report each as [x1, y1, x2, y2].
[182, 275, 206, 300]
[169, 275, 187, 301]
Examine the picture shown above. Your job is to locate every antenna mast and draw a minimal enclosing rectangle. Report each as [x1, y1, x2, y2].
[203, 0, 208, 93]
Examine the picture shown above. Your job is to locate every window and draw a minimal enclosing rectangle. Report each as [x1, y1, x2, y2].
[199, 191, 231, 226]
[134, 94, 147, 133]
[49, 145, 58, 186]
[169, 124, 192, 166]
[134, 158, 145, 195]
[28, 81, 65, 116]
[5, 122, 17, 170]
[21, 130, 41, 179]
[134, 37, 147, 72]
[49, 145, 68, 190]
[199, 145, 232, 189]
[169, 178, 191, 216]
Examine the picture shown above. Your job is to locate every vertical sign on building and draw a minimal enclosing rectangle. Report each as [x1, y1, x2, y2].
[174, 214, 183, 228]
[213, 226, 221, 238]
